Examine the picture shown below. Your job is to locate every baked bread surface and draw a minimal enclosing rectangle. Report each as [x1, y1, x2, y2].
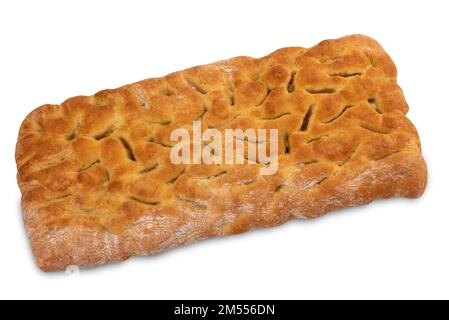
[16, 35, 427, 271]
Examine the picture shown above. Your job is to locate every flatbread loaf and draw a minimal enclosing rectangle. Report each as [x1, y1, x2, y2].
[16, 35, 427, 271]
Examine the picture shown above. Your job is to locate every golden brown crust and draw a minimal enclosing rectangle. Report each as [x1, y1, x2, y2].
[16, 35, 427, 271]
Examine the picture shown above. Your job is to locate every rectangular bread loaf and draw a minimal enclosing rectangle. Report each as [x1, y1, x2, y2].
[16, 35, 427, 271]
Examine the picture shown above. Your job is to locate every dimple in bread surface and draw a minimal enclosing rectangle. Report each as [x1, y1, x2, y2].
[16, 35, 427, 271]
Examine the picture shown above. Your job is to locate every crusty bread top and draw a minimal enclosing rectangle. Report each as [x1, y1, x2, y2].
[16, 35, 427, 271]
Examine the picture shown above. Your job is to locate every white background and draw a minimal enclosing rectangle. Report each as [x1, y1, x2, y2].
[1, 0, 448, 300]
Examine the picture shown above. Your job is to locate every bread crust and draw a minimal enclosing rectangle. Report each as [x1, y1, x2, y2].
[16, 35, 427, 271]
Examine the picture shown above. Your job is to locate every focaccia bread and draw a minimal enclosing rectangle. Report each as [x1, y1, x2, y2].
[16, 35, 427, 271]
